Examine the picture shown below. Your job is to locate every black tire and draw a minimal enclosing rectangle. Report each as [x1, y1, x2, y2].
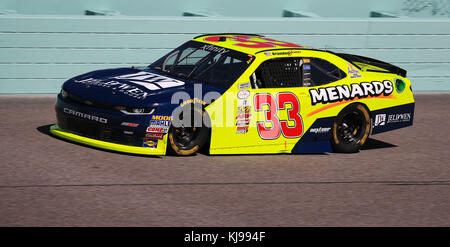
[167, 105, 210, 156]
[331, 104, 371, 153]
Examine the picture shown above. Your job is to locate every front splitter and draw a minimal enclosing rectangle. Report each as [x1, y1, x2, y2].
[50, 125, 167, 156]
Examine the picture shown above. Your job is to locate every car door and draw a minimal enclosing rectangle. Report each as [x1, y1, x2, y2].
[208, 52, 347, 154]
[246, 56, 310, 153]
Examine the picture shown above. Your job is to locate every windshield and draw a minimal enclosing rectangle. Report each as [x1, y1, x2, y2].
[150, 41, 253, 87]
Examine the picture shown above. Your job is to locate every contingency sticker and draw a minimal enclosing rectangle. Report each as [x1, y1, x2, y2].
[146, 115, 172, 140]
[302, 58, 312, 87]
[236, 100, 251, 134]
[347, 63, 361, 79]
[143, 138, 158, 148]
[238, 82, 251, 89]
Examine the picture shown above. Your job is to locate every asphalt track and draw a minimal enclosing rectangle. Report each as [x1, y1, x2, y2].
[0, 93, 449, 226]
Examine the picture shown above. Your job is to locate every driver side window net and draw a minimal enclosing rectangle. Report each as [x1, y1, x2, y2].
[252, 58, 303, 88]
[250, 57, 345, 89]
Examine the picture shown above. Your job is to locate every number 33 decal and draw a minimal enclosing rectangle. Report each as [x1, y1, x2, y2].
[204, 35, 302, 49]
[254, 93, 304, 140]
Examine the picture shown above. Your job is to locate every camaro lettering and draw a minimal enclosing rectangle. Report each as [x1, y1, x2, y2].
[63, 108, 107, 123]
[309, 80, 393, 105]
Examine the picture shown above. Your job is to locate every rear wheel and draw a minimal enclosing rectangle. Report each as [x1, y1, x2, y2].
[167, 106, 210, 156]
[331, 104, 371, 153]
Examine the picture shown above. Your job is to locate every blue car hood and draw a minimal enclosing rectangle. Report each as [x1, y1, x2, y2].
[63, 67, 227, 106]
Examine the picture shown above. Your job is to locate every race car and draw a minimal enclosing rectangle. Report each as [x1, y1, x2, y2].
[51, 33, 414, 156]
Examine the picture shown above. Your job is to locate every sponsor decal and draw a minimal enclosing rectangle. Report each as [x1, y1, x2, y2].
[395, 78, 406, 93]
[114, 71, 185, 90]
[347, 63, 361, 79]
[146, 127, 167, 133]
[63, 108, 107, 123]
[143, 138, 158, 148]
[236, 100, 251, 134]
[374, 114, 386, 126]
[237, 90, 250, 99]
[302, 58, 312, 87]
[237, 126, 249, 134]
[147, 115, 171, 132]
[74, 71, 185, 99]
[387, 113, 411, 123]
[237, 100, 250, 110]
[247, 55, 254, 64]
[151, 115, 172, 121]
[148, 120, 170, 129]
[145, 115, 172, 139]
[238, 82, 251, 89]
[200, 44, 229, 54]
[272, 52, 291, 56]
[264, 52, 272, 56]
[145, 132, 164, 140]
[121, 122, 139, 127]
[310, 127, 331, 134]
[309, 80, 394, 105]
[374, 113, 411, 127]
[180, 98, 207, 107]
[74, 78, 149, 99]
[271, 50, 301, 56]
[236, 112, 251, 125]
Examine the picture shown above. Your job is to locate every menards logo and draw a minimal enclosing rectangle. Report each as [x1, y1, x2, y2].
[309, 80, 394, 105]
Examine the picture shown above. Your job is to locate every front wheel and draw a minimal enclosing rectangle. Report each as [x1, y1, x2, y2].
[167, 106, 210, 156]
[331, 104, 371, 153]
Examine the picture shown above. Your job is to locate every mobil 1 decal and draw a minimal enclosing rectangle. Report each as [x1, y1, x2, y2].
[254, 92, 303, 140]
[309, 80, 394, 105]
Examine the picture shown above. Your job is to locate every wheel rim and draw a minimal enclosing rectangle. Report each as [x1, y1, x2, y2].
[173, 126, 199, 148]
[336, 110, 365, 145]
[171, 110, 203, 150]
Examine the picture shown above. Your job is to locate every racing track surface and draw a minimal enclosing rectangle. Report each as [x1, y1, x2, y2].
[0, 93, 449, 226]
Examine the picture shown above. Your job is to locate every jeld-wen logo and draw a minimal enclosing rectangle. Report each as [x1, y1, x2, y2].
[388, 113, 411, 123]
[374, 114, 386, 126]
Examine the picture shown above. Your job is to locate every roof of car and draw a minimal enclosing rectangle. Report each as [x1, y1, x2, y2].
[192, 33, 321, 55]
[191, 34, 407, 77]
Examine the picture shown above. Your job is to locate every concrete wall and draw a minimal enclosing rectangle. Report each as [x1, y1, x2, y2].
[1, 0, 448, 17]
[1, 15, 449, 93]
[0, 0, 413, 17]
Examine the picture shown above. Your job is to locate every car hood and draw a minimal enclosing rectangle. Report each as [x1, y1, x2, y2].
[62, 67, 226, 106]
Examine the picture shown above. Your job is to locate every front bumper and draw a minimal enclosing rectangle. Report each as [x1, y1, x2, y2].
[53, 93, 169, 156]
[50, 125, 167, 155]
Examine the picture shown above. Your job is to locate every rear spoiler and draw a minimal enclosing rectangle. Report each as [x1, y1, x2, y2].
[335, 53, 407, 77]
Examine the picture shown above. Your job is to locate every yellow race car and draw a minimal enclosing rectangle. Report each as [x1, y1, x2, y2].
[51, 33, 414, 155]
